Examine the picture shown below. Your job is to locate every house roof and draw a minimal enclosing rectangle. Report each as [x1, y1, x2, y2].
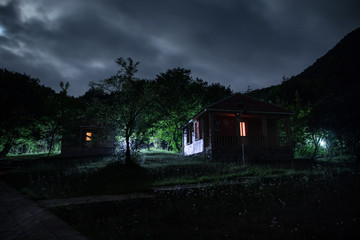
[181, 93, 293, 129]
[205, 93, 293, 115]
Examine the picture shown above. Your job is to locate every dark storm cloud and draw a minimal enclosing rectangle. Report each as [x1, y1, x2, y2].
[0, 0, 359, 96]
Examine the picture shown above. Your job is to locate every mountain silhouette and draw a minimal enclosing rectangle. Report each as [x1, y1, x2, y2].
[250, 27, 360, 104]
[249, 27, 360, 160]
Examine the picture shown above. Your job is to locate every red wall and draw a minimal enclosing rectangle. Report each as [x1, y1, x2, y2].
[214, 115, 236, 136]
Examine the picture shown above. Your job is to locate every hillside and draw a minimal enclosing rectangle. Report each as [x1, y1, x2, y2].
[248, 27, 360, 160]
[250, 27, 360, 103]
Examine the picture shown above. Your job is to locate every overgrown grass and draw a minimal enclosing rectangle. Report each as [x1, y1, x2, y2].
[1, 154, 152, 199]
[0, 149, 355, 200]
[3, 149, 358, 238]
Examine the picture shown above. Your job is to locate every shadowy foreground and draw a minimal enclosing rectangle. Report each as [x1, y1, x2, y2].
[51, 167, 360, 240]
[1, 152, 360, 239]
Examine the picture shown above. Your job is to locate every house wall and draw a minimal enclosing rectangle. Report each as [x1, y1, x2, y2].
[213, 115, 236, 136]
[247, 118, 262, 136]
[183, 128, 204, 156]
[203, 116, 210, 147]
[61, 146, 114, 158]
[267, 118, 279, 137]
[211, 146, 293, 163]
[183, 113, 291, 161]
[61, 126, 115, 158]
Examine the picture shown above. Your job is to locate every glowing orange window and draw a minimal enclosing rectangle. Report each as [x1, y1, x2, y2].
[85, 132, 92, 141]
[239, 122, 246, 136]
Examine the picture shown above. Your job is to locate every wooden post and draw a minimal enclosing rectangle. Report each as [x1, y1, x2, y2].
[208, 112, 213, 151]
[236, 113, 245, 165]
[200, 117, 205, 152]
[200, 118, 204, 139]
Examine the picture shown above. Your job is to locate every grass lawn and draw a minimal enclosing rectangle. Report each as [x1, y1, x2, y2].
[0, 150, 251, 199]
[1, 150, 360, 239]
[51, 169, 360, 240]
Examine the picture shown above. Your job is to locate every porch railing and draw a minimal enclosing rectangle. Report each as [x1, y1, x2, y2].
[212, 136, 288, 148]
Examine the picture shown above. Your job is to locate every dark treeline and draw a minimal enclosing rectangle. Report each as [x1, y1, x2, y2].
[1, 28, 360, 163]
[0, 61, 232, 163]
[0, 68, 79, 157]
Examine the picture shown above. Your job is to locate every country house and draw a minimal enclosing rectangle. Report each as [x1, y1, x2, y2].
[182, 94, 294, 163]
[61, 118, 115, 157]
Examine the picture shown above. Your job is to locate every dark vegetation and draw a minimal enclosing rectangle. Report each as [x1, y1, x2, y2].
[1, 60, 232, 163]
[1, 28, 360, 162]
[248, 27, 360, 162]
[1, 27, 360, 239]
[47, 157, 358, 240]
[1, 150, 359, 239]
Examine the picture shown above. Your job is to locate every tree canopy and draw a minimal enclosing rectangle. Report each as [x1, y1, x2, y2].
[89, 58, 156, 164]
[0, 69, 55, 156]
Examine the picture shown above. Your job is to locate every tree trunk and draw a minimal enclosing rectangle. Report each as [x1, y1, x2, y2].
[311, 138, 319, 160]
[47, 126, 58, 158]
[125, 134, 131, 165]
[0, 140, 12, 157]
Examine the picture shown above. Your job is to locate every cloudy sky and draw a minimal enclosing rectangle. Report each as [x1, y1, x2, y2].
[1, 0, 359, 96]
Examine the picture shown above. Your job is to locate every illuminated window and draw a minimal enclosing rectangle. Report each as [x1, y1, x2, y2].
[239, 121, 246, 136]
[195, 121, 200, 140]
[85, 132, 92, 141]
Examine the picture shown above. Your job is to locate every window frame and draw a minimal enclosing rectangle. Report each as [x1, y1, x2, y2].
[186, 125, 193, 145]
[194, 120, 200, 140]
[85, 131, 92, 141]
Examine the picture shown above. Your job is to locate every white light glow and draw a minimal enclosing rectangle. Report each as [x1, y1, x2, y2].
[319, 139, 327, 148]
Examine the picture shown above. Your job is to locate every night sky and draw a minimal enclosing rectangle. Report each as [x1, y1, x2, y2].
[1, 0, 359, 96]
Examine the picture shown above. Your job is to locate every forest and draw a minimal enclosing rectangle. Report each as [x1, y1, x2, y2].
[1, 28, 360, 164]
[0, 64, 232, 163]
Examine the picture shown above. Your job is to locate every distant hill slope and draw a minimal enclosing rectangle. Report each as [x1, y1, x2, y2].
[248, 27, 360, 160]
[249, 27, 360, 105]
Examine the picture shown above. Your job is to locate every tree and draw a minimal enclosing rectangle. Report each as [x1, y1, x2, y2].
[152, 68, 232, 151]
[152, 68, 204, 151]
[42, 81, 79, 157]
[0, 69, 54, 156]
[90, 58, 155, 165]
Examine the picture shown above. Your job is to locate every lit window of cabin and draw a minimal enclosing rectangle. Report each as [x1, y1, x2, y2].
[85, 132, 92, 141]
[239, 121, 246, 136]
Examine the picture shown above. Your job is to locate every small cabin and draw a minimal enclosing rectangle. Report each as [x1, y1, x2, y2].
[61, 118, 115, 158]
[182, 94, 294, 163]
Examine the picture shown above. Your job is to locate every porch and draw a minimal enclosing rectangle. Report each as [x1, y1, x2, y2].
[212, 135, 290, 148]
[210, 135, 293, 162]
